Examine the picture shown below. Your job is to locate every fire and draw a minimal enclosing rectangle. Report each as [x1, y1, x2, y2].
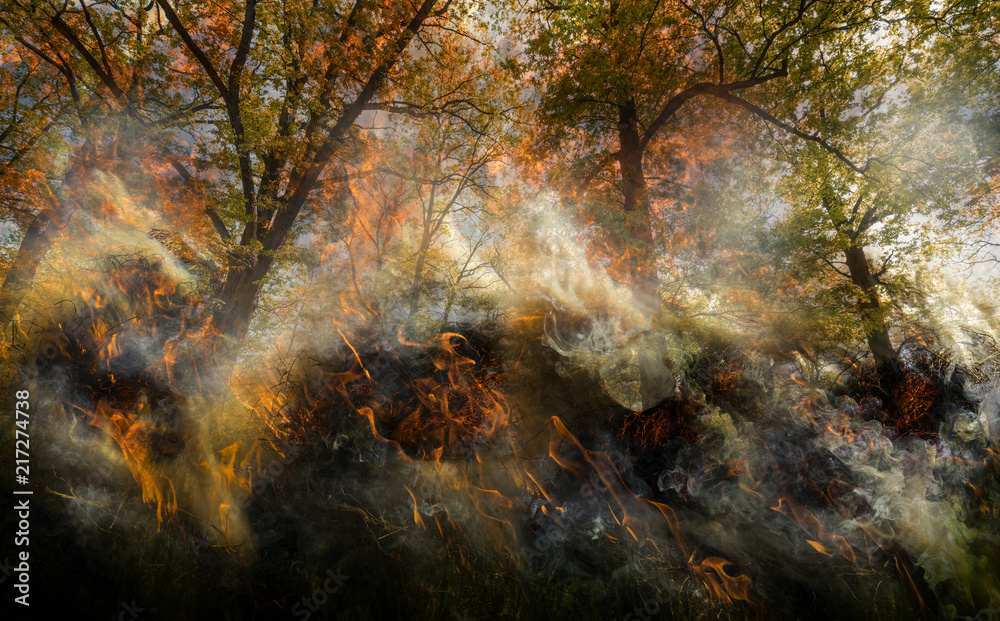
[691, 556, 755, 605]
[196, 442, 255, 554]
[4, 145, 997, 619]
[771, 497, 856, 563]
[83, 398, 179, 527]
[263, 323, 510, 461]
[12, 237, 1000, 618]
[10, 235, 261, 557]
[389, 331, 509, 459]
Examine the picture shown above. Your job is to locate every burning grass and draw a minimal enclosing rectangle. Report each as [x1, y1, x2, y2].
[1, 254, 998, 620]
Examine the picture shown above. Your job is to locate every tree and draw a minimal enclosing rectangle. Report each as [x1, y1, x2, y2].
[515, 0, 897, 407]
[399, 94, 507, 323]
[520, 0, 881, 300]
[754, 2, 1000, 381]
[0, 0, 493, 345]
[306, 37, 515, 334]
[910, 0, 1000, 274]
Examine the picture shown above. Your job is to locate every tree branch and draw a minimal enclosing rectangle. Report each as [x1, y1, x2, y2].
[50, 13, 129, 106]
[228, 0, 257, 98]
[162, 149, 232, 241]
[640, 63, 788, 150]
[155, 0, 231, 104]
[873, 249, 895, 279]
[264, 0, 441, 256]
[821, 256, 852, 279]
[718, 92, 871, 175]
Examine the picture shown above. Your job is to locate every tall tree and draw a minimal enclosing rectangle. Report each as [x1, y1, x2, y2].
[516, 0, 895, 407]
[752, 0, 1000, 380]
[518, 0, 886, 309]
[0, 0, 491, 344]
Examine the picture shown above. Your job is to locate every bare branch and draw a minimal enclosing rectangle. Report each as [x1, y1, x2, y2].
[155, 0, 231, 104]
[641, 63, 789, 150]
[161, 149, 232, 241]
[718, 92, 871, 176]
[821, 256, 852, 279]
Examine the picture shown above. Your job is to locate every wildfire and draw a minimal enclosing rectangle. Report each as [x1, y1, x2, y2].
[5, 152, 998, 620]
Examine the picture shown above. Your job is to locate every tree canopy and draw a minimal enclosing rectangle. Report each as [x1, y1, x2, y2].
[0, 0, 995, 366]
[3, 1, 1000, 618]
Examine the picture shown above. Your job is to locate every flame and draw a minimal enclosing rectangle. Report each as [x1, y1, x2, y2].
[196, 442, 255, 554]
[771, 497, 856, 563]
[6, 138, 998, 618]
[266, 325, 511, 461]
[82, 398, 179, 527]
[691, 556, 755, 605]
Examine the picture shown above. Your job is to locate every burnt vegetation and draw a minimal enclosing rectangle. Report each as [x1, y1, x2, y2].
[1, 0, 1000, 619]
[1, 259, 999, 620]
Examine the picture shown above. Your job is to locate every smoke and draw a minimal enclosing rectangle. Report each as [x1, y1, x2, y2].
[2, 165, 998, 621]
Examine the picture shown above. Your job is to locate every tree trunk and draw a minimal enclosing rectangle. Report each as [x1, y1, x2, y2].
[0, 154, 93, 326]
[617, 99, 658, 314]
[408, 248, 429, 318]
[844, 245, 901, 377]
[409, 182, 438, 319]
[211, 254, 275, 341]
[0, 212, 60, 326]
[208, 0, 441, 342]
[441, 291, 455, 327]
[617, 98, 673, 409]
